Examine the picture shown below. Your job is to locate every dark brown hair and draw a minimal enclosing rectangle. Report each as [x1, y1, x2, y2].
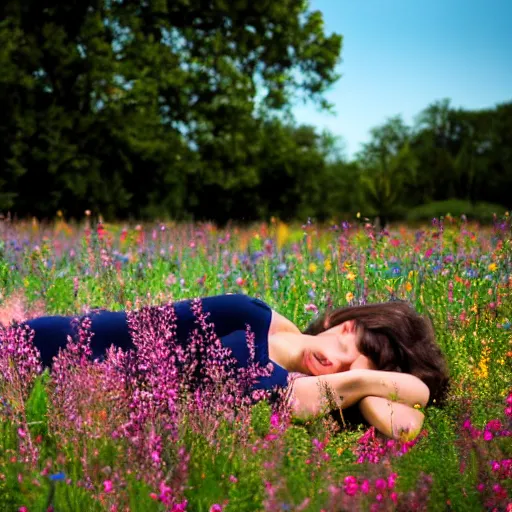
[303, 300, 449, 406]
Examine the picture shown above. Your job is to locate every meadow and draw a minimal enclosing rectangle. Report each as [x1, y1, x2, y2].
[0, 213, 510, 512]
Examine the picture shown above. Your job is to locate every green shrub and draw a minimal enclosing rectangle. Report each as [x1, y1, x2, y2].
[406, 199, 508, 223]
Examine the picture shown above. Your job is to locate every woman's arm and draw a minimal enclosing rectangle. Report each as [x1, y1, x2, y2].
[358, 396, 425, 440]
[288, 369, 429, 420]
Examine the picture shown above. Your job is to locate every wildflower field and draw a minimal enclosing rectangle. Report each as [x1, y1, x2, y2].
[0, 214, 511, 512]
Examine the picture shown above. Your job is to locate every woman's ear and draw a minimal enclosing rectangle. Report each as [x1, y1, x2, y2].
[340, 319, 356, 334]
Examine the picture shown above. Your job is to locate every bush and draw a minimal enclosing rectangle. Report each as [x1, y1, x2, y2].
[406, 199, 508, 223]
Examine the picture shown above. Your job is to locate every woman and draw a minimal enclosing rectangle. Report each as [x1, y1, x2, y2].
[21, 293, 449, 439]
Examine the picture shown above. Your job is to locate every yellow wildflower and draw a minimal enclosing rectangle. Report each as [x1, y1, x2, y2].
[309, 262, 318, 273]
[488, 263, 497, 272]
[276, 222, 290, 250]
[346, 272, 356, 281]
[405, 281, 413, 292]
[346, 292, 354, 302]
[324, 258, 332, 272]
[474, 346, 491, 380]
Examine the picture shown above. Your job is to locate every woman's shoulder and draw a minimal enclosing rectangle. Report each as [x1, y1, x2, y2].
[195, 293, 301, 336]
[268, 309, 302, 335]
[224, 294, 301, 336]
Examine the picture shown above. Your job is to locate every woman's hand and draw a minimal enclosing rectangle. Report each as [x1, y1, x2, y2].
[359, 396, 425, 440]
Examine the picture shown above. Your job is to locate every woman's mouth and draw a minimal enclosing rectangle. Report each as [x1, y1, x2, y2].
[305, 350, 332, 373]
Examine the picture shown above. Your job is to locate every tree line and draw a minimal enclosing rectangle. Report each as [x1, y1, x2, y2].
[1, 1, 510, 223]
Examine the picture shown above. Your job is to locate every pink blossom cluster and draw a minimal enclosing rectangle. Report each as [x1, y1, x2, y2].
[0, 323, 42, 465]
[458, 391, 512, 510]
[354, 426, 427, 464]
[461, 417, 511, 441]
[263, 471, 433, 512]
[0, 324, 42, 401]
[330, 471, 433, 512]
[324, 472, 401, 510]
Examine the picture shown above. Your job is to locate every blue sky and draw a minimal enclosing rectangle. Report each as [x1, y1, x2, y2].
[292, 0, 512, 159]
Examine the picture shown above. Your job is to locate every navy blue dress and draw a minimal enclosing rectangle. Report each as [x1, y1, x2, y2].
[23, 294, 289, 394]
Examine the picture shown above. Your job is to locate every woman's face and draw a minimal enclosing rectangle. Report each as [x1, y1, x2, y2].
[301, 320, 374, 375]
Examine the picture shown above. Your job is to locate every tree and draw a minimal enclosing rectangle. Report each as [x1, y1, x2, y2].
[412, 100, 512, 208]
[356, 116, 418, 226]
[0, 0, 342, 220]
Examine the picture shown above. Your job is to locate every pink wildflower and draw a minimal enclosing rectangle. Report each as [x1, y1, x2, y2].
[361, 480, 370, 494]
[103, 480, 113, 493]
[486, 419, 502, 431]
[343, 475, 358, 495]
[375, 478, 387, 491]
[387, 473, 398, 489]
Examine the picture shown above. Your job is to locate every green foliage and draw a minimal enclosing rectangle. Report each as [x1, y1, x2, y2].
[0, 0, 342, 222]
[26, 373, 50, 440]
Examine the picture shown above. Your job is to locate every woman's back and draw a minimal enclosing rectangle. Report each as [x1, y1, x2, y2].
[24, 294, 289, 393]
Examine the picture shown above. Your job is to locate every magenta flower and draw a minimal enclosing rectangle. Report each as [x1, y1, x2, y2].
[387, 473, 398, 489]
[483, 430, 493, 441]
[270, 413, 280, 428]
[103, 480, 113, 493]
[375, 478, 387, 491]
[343, 481, 358, 496]
[486, 419, 502, 431]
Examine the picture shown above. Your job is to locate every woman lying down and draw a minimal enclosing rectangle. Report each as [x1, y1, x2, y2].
[21, 294, 450, 440]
